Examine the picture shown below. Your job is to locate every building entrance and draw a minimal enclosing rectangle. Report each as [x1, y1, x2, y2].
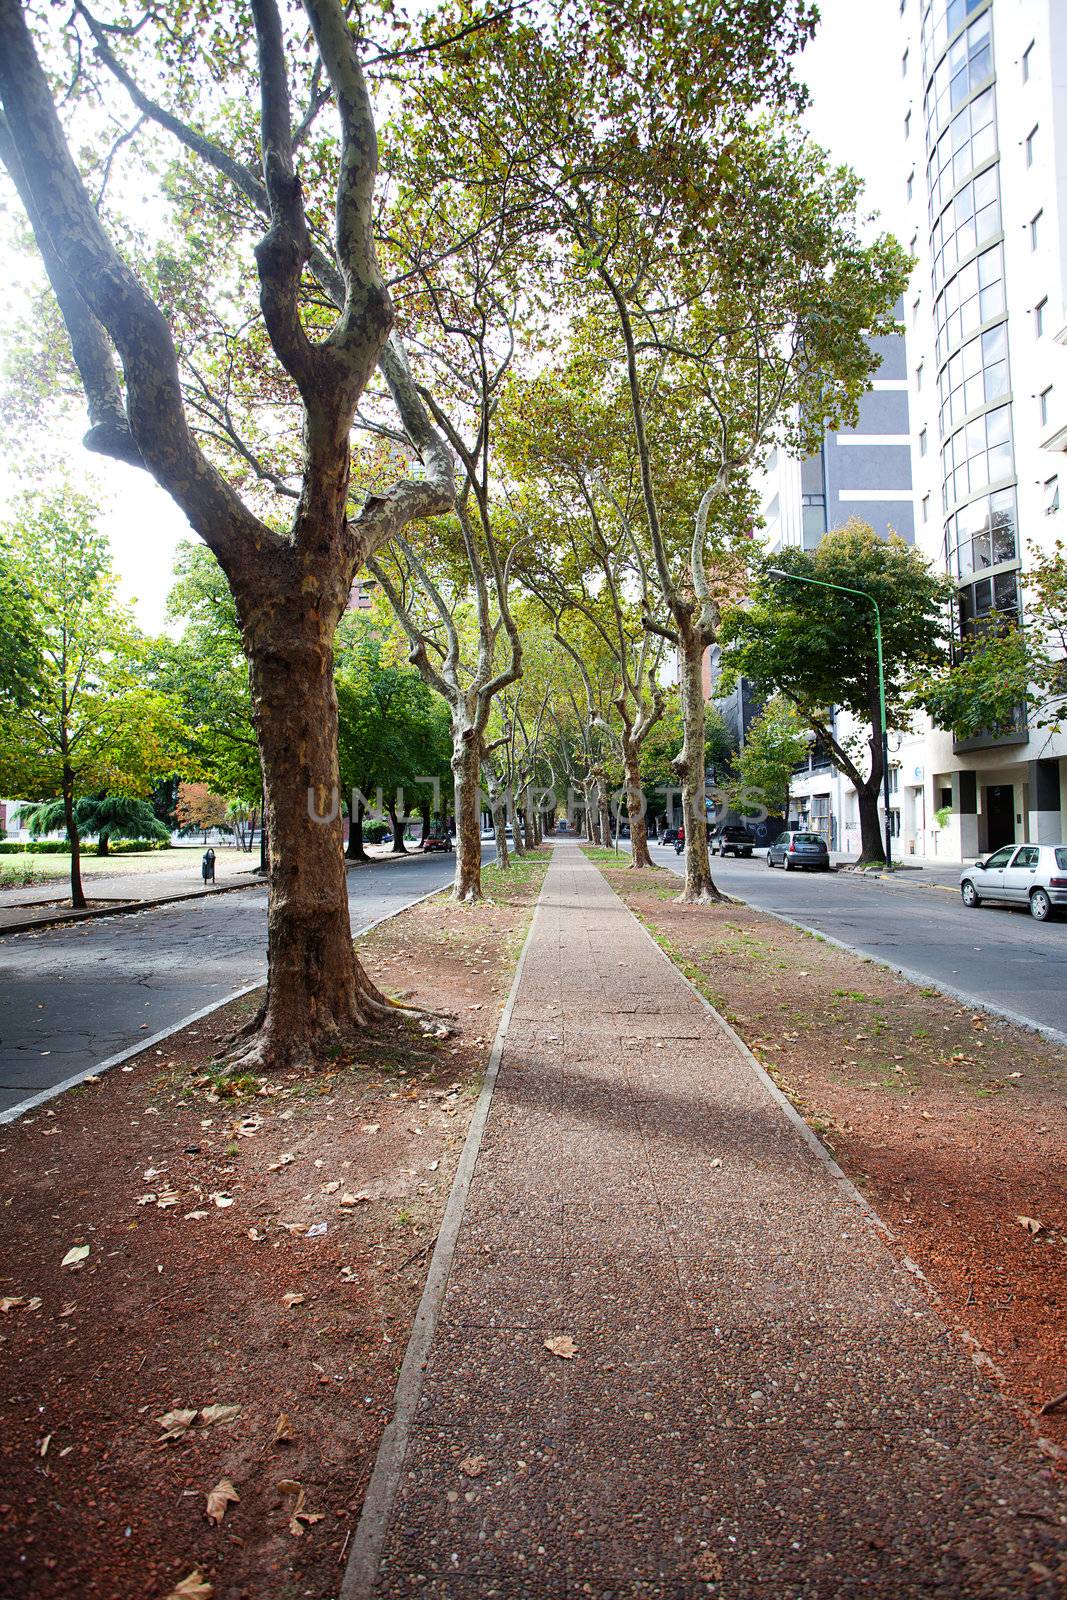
[984, 784, 1015, 851]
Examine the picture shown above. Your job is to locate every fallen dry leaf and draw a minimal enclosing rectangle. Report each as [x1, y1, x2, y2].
[205, 1478, 239, 1525]
[1017, 1216, 1045, 1236]
[338, 1192, 370, 1207]
[138, 1194, 158, 1206]
[272, 1412, 295, 1445]
[322, 1180, 340, 1194]
[360, 1123, 380, 1134]
[60, 1244, 89, 1268]
[209, 1192, 234, 1209]
[268, 1153, 295, 1171]
[184, 1210, 209, 1220]
[282, 1292, 306, 1310]
[157, 1408, 198, 1442]
[278, 1479, 324, 1535]
[200, 1404, 240, 1428]
[0, 1297, 28, 1313]
[157, 1192, 181, 1209]
[459, 1454, 487, 1478]
[544, 1335, 577, 1360]
[166, 1572, 213, 1600]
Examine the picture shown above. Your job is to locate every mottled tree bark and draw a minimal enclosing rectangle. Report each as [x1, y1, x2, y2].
[453, 730, 483, 901]
[622, 734, 652, 868]
[505, 783, 525, 857]
[673, 624, 721, 902]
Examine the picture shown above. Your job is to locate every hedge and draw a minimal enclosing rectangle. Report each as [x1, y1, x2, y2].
[0, 838, 171, 856]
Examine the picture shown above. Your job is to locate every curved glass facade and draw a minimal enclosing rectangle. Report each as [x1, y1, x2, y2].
[922, 9, 993, 146]
[921, 0, 1019, 628]
[926, 84, 996, 218]
[930, 164, 1000, 288]
[921, 0, 990, 71]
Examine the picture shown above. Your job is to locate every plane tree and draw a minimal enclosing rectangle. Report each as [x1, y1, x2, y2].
[417, 6, 909, 900]
[0, 0, 465, 1067]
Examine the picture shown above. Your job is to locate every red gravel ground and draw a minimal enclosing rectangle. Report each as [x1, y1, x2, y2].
[596, 858, 1067, 1466]
[0, 855, 547, 1600]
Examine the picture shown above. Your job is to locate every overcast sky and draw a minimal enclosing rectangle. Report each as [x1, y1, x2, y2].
[0, 0, 908, 632]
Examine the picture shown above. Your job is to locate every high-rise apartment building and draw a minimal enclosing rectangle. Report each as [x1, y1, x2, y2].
[897, 0, 1067, 858]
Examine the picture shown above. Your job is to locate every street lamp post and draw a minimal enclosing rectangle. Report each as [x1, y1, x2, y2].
[767, 568, 893, 872]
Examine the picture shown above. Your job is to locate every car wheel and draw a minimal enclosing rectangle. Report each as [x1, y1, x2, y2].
[766, 853, 774, 868]
[960, 880, 981, 909]
[783, 856, 792, 871]
[1030, 887, 1052, 922]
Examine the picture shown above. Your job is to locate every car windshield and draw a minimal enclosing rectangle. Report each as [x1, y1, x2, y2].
[794, 833, 824, 845]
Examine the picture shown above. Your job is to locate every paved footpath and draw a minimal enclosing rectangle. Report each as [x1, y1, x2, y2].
[358, 839, 1066, 1599]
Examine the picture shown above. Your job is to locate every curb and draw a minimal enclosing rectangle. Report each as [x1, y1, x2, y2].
[0, 850, 436, 938]
[0, 875, 263, 937]
[645, 845, 1067, 1052]
[589, 855, 1066, 1465]
[340, 871, 545, 1599]
[0, 881, 452, 1127]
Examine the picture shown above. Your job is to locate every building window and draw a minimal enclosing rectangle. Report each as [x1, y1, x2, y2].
[930, 164, 1001, 291]
[1044, 475, 1060, 515]
[907, 169, 914, 203]
[942, 404, 1014, 507]
[1035, 297, 1047, 337]
[801, 494, 827, 550]
[902, 47, 909, 77]
[945, 488, 1018, 580]
[1039, 386, 1053, 426]
[1022, 40, 1034, 82]
[1026, 126, 1038, 167]
[923, 11, 993, 146]
[957, 569, 1022, 642]
[926, 84, 996, 220]
[917, 361, 924, 389]
[934, 244, 1005, 367]
[912, 294, 921, 322]
[938, 322, 1010, 436]
[905, 109, 912, 140]
[923, 493, 930, 523]
[920, 427, 928, 456]
[1031, 210, 1043, 250]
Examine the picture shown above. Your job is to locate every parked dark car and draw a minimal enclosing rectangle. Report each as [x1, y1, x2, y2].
[709, 824, 753, 859]
[766, 830, 830, 871]
[661, 827, 679, 845]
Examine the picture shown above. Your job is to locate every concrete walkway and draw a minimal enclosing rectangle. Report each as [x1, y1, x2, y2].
[358, 839, 1066, 1598]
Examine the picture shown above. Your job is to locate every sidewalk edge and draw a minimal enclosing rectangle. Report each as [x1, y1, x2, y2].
[340, 873, 546, 1600]
[0, 883, 449, 1127]
[589, 854, 1066, 1465]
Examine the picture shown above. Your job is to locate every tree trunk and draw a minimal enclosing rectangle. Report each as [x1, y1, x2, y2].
[346, 795, 368, 861]
[232, 617, 391, 1072]
[419, 795, 432, 848]
[453, 729, 483, 901]
[674, 624, 722, 903]
[597, 776, 613, 853]
[96, 830, 110, 858]
[622, 735, 652, 868]
[533, 810, 543, 846]
[482, 764, 509, 868]
[62, 769, 86, 910]
[856, 780, 886, 867]
[522, 789, 536, 851]
[387, 797, 408, 854]
[583, 777, 599, 844]
[505, 784, 526, 857]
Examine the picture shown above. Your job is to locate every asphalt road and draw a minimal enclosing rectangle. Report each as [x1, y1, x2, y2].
[0, 850, 482, 1120]
[643, 839, 1067, 1043]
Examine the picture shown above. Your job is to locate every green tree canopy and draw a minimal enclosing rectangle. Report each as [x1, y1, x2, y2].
[720, 520, 951, 864]
[0, 488, 186, 906]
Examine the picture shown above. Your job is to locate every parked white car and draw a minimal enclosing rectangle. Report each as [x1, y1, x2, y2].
[959, 843, 1067, 921]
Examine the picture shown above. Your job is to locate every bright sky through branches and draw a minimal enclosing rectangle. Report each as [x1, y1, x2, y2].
[0, 0, 905, 631]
